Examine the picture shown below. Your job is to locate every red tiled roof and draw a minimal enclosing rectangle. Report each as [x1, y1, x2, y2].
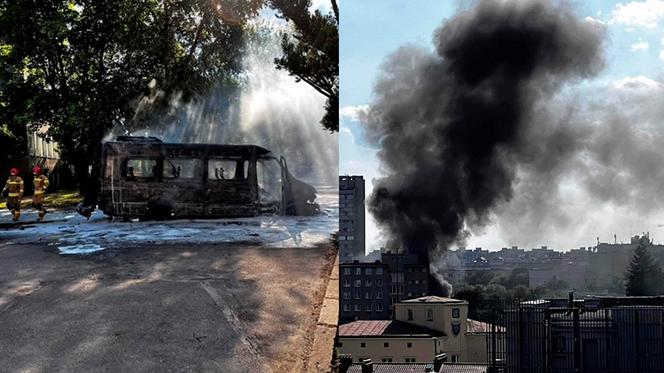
[401, 296, 466, 304]
[339, 320, 445, 337]
[346, 363, 434, 373]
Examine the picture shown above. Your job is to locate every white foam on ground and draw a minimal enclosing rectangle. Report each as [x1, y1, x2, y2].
[58, 244, 105, 255]
[0, 187, 338, 251]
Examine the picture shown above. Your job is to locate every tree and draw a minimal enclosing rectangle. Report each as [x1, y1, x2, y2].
[625, 240, 664, 296]
[493, 267, 529, 289]
[269, 0, 338, 132]
[0, 0, 261, 192]
[464, 270, 495, 285]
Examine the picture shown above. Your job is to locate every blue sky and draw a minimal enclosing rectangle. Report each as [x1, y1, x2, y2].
[340, 0, 664, 252]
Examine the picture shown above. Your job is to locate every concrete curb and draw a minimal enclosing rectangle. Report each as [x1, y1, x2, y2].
[306, 252, 339, 372]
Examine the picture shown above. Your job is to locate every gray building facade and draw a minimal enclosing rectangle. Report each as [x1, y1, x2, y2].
[381, 252, 430, 316]
[340, 261, 391, 323]
[339, 175, 366, 262]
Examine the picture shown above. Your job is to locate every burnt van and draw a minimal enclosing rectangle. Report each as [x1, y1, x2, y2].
[78, 136, 319, 219]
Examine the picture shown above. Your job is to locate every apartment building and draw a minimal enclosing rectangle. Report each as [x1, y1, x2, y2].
[340, 261, 391, 323]
[339, 175, 366, 262]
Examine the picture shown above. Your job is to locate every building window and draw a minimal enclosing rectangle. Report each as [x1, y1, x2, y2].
[355, 305, 361, 311]
[452, 308, 460, 318]
[376, 292, 383, 299]
[407, 309, 413, 321]
[384, 342, 389, 348]
[365, 292, 371, 299]
[407, 342, 413, 348]
[336, 342, 343, 348]
[427, 309, 434, 321]
[343, 280, 351, 287]
[343, 292, 350, 299]
[376, 268, 383, 275]
[377, 279, 383, 286]
[365, 280, 372, 287]
[451, 355, 458, 363]
[360, 342, 366, 348]
[343, 268, 350, 275]
[405, 357, 416, 363]
[366, 304, 372, 311]
[354, 280, 362, 287]
[355, 268, 362, 275]
[355, 292, 361, 299]
[343, 304, 350, 311]
[347, 236, 354, 241]
[365, 268, 372, 275]
[381, 358, 393, 362]
[377, 304, 383, 311]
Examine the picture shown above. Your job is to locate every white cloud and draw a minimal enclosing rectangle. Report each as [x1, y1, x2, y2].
[339, 105, 369, 122]
[631, 40, 650, 50]
[660, 49, 664, 60]
[612, 75, 662, 90]
[610, 0, 664, 28]
[584, 16, 606, 27]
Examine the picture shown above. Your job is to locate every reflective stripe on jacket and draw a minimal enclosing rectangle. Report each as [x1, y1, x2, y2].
[33, 175, 49, 195]
[4, 176, 24, 196]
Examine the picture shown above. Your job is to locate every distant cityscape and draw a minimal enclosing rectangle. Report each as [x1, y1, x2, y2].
[337, 174, 664, 373]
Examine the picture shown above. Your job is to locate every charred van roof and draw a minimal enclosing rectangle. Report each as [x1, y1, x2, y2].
[105, 137, 272, 157]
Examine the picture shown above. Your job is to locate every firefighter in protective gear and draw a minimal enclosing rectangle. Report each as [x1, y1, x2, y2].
[32, 165, 49, 221]
[2, 168, 24, 222]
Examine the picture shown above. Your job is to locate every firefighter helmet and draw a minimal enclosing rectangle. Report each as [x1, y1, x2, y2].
[33, 165, 42, 175]
[9, 168, 18, 176]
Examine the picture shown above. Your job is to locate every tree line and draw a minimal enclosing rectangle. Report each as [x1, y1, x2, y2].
[0, 0, 338, 190]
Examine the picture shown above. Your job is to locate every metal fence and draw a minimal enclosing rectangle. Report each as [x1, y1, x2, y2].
[486, 302, 664, 373]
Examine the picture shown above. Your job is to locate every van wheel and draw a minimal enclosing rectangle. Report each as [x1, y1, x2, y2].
[147, 199, 174, 221]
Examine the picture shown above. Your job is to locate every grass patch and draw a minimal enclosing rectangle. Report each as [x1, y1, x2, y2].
[0, 189, 82, 210]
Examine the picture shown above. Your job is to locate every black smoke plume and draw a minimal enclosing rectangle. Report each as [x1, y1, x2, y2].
[365, 0, 605, 293]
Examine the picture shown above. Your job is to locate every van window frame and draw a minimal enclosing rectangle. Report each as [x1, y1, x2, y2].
[207, 157, 250, 182]
[162, 157, 203, 181]
[122, 157, 160, 182]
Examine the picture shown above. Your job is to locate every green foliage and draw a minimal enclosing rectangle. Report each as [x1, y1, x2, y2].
[453, 278, 568, 322]
[270, 0, 338, 132]
[464, 270, 495, 285]
[544, 276, 569, 292]
[0, 0, 261, 183]
[625, 239, 664, 296]
[493, 267, 530, 289]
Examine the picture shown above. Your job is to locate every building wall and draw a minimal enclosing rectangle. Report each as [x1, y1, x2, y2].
[339, 176, 366, 262]
[337, 337, 440, 363]
[465, 334, 488, 363]
[382, 253, 430, 314]
[394, 301, 468, 358]
[340, 262, 391, 323]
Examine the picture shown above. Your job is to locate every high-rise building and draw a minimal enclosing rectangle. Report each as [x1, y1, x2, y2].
[339, 175, 366, 262]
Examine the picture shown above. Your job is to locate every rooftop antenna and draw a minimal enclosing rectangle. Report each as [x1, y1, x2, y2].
[596, 236, 599, 247]
[614, 234, 617, 244]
